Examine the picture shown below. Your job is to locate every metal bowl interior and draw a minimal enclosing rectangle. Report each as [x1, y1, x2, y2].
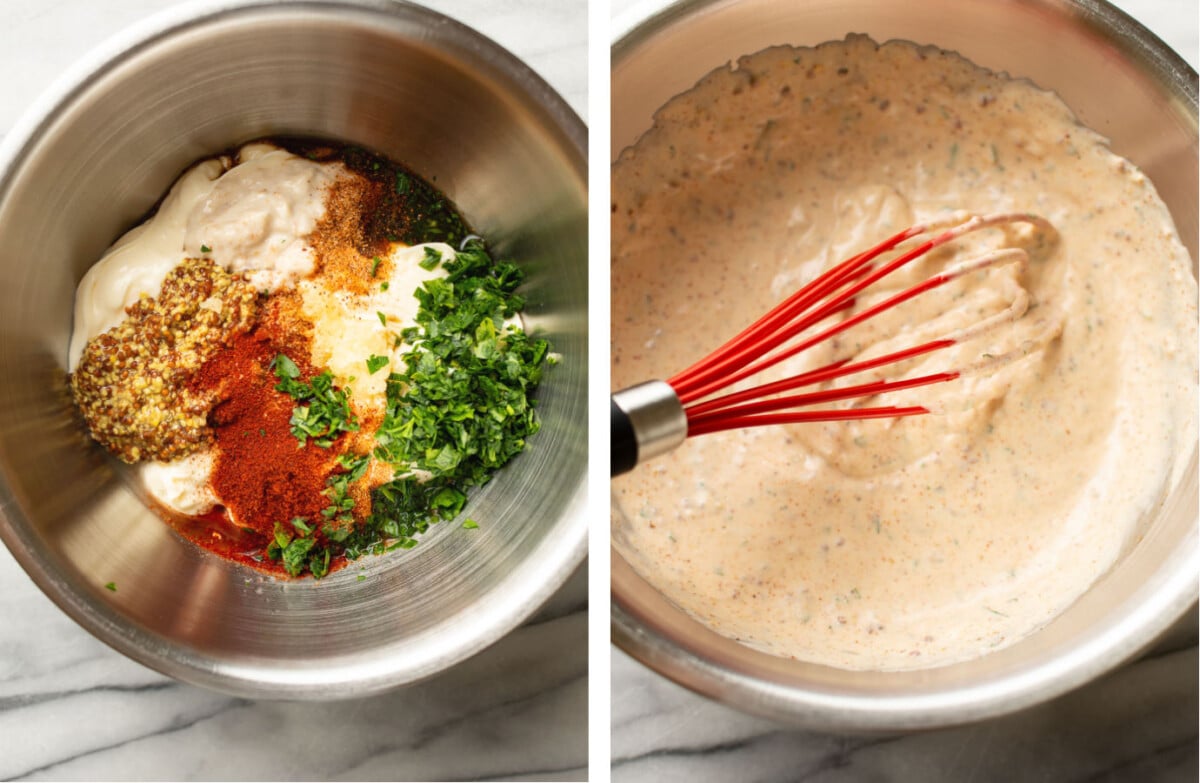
[0, 0, 587, 698]
[611, 0, 1197, 730]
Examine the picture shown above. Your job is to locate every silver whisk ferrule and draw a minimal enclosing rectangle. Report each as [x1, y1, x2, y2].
[611, 381, 687, 475]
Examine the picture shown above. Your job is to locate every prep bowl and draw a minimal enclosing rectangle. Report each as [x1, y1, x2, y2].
[611, 0, 1197, 730]
[0, 0, 587, 698]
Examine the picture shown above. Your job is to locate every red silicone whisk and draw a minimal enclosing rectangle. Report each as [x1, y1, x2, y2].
[610, 212, 1054, 475]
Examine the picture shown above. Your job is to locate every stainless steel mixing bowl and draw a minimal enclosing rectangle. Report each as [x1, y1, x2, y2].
[612, 0, 1197, 730]
[0, 0, 587, 698]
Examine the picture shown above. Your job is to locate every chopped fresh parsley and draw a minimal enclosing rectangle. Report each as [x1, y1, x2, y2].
[200, 244, 211, 254]
[380, 282, 390, 292]
[395, 172, 411, 194]
[420, 246, 442, 271]
[264, 241, 551, 577]
[371, 256, 382, 277]
[271, 355, 359, 448]
[266, 517, 333, 578]
[104, 581, 117, 592]
[273, 353, 300, 379]
[282, 536, 316, 576]
[339, 239, 551, 557]
[377, 311, 388, 327]
[323, 453, 370, 530]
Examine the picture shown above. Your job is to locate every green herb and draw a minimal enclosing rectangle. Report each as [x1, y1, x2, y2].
[266, 517, 336, 579]
[271, 355, 359, 448]
[104, 581, 117, 592]
[200, 244, 211, 253]
[371, 256, 382, 277]
[420, 246, 442, 271]
[281, 536, 316, 576]
[335, 239, 550, 559]
[321, 453, 370, 529]
[261, 241, 550, 577]
[395, 172, 411, 194]
[380, 282, 389, 292]
[309, 546, 332, 579]
[377, 311, 388, 327]
[272, 353, 300, 379]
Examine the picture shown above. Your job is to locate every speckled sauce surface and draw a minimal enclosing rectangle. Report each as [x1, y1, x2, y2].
[611, 36, 1197, 671]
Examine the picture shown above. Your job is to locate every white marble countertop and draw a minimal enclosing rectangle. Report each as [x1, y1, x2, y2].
[609, 2, 1197, 782]
[0, 1, 586, 781]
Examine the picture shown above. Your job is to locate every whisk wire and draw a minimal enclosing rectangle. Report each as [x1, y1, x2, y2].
[669, 213, 1052, 427]
[686, 371, 960, 427]
[685, 405, 932, 437]
[683, 337, 957, 417]
[610, 212, 1057, 475]
[668, 223, 925, 396]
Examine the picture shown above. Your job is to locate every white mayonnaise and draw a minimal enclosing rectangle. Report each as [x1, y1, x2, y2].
[301, 242, 453, 410]
[68, 143, 343, 371]
[183, 142, 343, 292]
[68, 158, 225, 371]
[69, 142, 351, 514]
[140, 452, 220, 516]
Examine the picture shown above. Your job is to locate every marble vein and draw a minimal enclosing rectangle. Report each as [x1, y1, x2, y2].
[10, 609, 585, 781]
[611, 643, 1198, 783]
[0, 680, 176, 713]
[12, 692, 246, 781]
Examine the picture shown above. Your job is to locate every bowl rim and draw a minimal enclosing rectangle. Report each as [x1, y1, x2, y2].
[0, 0, 588, 699]
[610, 0, 1199, 730]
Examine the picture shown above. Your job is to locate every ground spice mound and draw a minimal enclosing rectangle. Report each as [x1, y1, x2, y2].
[193, 294, 349, 537]
[310, 176, 390, 293]
[69, 258, 259, 463]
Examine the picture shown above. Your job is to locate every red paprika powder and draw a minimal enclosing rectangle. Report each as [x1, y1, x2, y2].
[185, 296, 349, 574]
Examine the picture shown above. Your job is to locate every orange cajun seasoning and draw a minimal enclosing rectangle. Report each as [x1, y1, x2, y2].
[191, 296, 346, 555]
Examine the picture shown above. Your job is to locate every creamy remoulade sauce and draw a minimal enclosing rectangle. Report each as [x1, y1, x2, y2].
[611, 36, 1197, 670]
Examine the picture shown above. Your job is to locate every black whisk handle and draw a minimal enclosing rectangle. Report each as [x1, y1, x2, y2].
[610, 381, 688, 476]
[611, 398, 638, 476]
